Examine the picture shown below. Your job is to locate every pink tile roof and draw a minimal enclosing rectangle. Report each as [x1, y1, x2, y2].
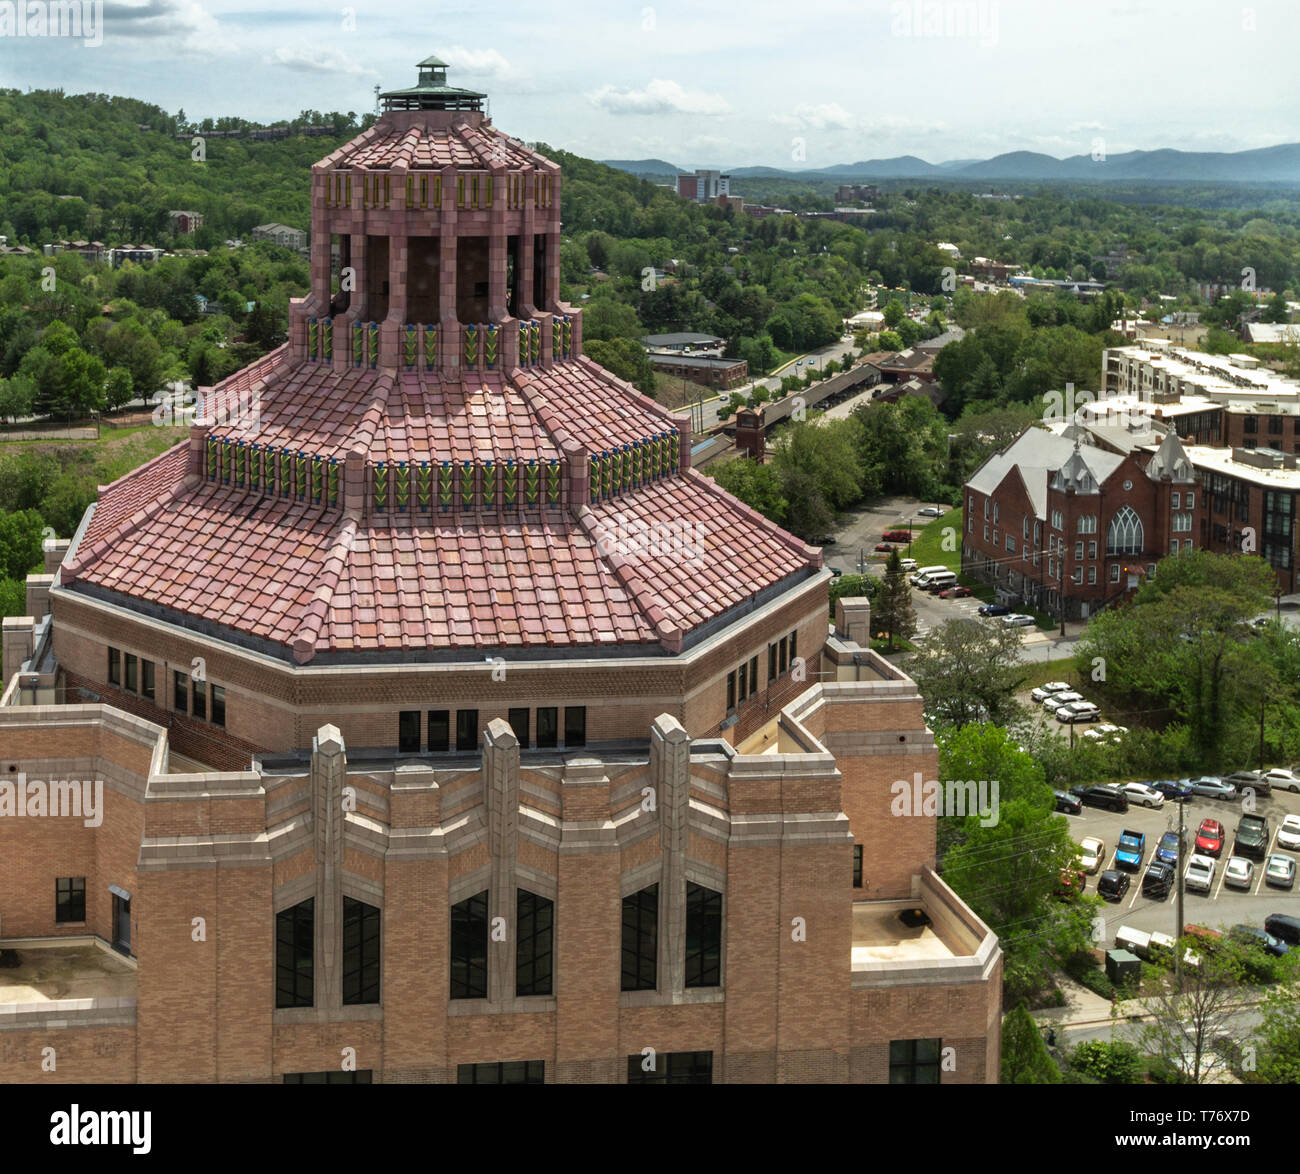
[78, 442, 190, 549]
[324, 122, 550, 171]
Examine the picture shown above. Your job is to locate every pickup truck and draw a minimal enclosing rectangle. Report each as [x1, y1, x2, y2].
[1115, 829, 1146, 871]
[1234, 814, 1271, 861]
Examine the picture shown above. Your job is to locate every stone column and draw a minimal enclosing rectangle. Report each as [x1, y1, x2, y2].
[483, 718, 520, 1006]
[517, 168, 536, 319]
[651, 714, 691, 994]
[312, 725, 347, 1009]
[380, 231, 408, 369]
[438, 164, 460, 378]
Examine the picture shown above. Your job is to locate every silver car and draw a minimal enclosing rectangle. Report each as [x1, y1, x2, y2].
[1184, 854, 1216, 894]
[1266, 854, 1296, 889]
[1224, 855, 1255, 890]
[1002, 613, 1035, 627]
[1186, 776, 1235, 800]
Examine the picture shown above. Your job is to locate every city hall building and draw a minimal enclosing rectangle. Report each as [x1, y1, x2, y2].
[0, 59, 1000, 1084]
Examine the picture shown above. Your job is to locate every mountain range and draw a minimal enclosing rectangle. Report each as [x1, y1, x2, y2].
[603, 144, 1300, 185]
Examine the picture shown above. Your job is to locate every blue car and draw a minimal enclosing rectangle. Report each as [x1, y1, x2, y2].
[1150, 779, 1193, 802]
[1154, 829, 1185, 867]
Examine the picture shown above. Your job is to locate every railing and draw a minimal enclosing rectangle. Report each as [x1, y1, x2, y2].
[587, 431, 678, 505]
[369, 456, 564, 514]
[205, 437, 340, 506]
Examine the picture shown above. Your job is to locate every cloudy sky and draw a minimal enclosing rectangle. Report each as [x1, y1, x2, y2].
[2, 0, 1297, 168]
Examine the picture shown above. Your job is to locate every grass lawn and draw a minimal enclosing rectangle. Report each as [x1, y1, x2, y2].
[0, 425, 187, 483]
[903, 507, 963, 572]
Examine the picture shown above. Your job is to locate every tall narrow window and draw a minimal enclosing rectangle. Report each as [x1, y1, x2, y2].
[515, 890, 554, 997]
[398, 710, 421, 752]
[56, 877, 86, 923]
[107, 647, 120, 686]
[173, 669, 187, 713]
[193, 678, 207, 721]
[141, 660, 155, 702]
[536, 707, 558, 749]
[276, 899, 314, 1008]
[456, 709, 479, 752]
[788, 630, 797, 665]
[210, 683, 225, 728]
[427, 710, 449, 752]
[621, 885, 658, 991]
[450, 890, 488, 999]
[342, 897, 381, 1005]
[768, 642, 778, 682]
[779, 638, 788, 674]
[564, 706, 586, 746]
[124, 653, 138, 693]
[508, 707, 530, 748]
[853, 845, 863, 888]
[748, 656, 758, 696]
[726, 671, 736, 713]
[685, 883, 722, 988]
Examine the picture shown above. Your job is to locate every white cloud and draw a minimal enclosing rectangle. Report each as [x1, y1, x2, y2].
[772, 102, 857, 132]
[587, 79, 731, 116]
[262, 45, 377, 78]
[441, 45, 521, 82]
[103, 0, 235, 51]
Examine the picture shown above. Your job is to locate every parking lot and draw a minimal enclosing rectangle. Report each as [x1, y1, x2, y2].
[1062, 784, 1300, 947]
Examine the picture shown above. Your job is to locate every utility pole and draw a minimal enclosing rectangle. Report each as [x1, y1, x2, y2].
[1174, 794, 1185, 991]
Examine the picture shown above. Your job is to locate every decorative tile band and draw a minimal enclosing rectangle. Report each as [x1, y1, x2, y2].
[204, 438, 339, 506]
[368, 456, 568, 515]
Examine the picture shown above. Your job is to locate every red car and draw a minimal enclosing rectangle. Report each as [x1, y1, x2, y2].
[939, 585, 972, 599]
[1195, 818, 1225, 858]
[882, 529, 912, 543]
[874, 543, 896, 553]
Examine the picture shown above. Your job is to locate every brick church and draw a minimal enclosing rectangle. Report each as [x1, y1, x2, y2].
[0, 58, 1001, 1083]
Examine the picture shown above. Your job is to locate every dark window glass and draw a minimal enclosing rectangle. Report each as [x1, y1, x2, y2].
[173, 670, 187, 713]
[789, 630, 797, 665]
[685, 883, 722, 988]
[536, 707, 558, 748]
[779, 638, 788, 674]
[210, 684, 225, 728]
[621, 885, 658, 991]
[456, 709, 479, 752]
[515, 890, 553, 997]
[890, 1038, 942, 1084]
[768, 643, 778, 682]
[283, 1070, 372, 1084]
[457, 1061, 544, 1085]
[193, 678, 207, 721]
[748, 656, 758, 695]
[56, 876, 86, 923]
[428, 710, 450, 752]
[141, 660, 155, 702]
[342, 896, 381, 1005]
[736, 665, 747, 703]
[275, 898, 314, 1008]
[726, 671, 736, 712]
[107, 647, 120, 686]
[853, 844, 863, 888]
[124, 653, 138, 693]
[563, 706, 586, 747]
[508, 707, 530, 747]
[627, 1050, 713, 1085]
[398, 710, 420, 752]
[450, 890, 488, 999]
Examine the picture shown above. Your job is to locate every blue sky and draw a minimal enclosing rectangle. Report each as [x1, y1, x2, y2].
[1, 0, 1297, 167]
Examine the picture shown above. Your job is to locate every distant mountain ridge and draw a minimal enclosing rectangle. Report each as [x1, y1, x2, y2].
[604, 143, 1300, 185]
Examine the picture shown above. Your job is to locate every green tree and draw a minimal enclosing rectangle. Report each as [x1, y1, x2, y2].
[708, 458, 788, 525]
[909, 618, 1028, 728]
[583, 336, 657, 396]
[0, 508, 46, 579]
[873, 548, 916, 650]
[103, 367, 134, 412]
[1001, 1002, 1062, 1084]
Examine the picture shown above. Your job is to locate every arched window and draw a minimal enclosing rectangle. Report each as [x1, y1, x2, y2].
[1107, 505, 1144, 555]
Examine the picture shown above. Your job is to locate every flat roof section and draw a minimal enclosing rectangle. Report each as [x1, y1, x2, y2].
[851, 901, 960, 964]
[0, 939, 136, 1006]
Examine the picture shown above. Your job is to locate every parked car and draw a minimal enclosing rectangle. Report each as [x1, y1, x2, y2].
[1001, 613, 1035, 627]
[1265, 854, 1296, 889]
[1031, 681, 1071, 703]
[910, 565, 949, 585]
[1057, 702, 1102, 724]
[938, 585, 972, 599]
[1077, 836, 1106, 874]
[1083, 723, 1128, 743]
[1149, 779, 1193, 802]
[1097, 869, 1131, 901]
[1184, 854, 1216, 894]
[1261, 768, 1300, 794]
[977, 603, 1010, 617]
[882, 529, 912, 543]
[829, 567, 843, 578]
[1224, 855, 1255, 890]
[1195, 818, 1225, 858]
[1225, 769, 1272, 797]
[1054, 790, 1082, 815]
[1115, 829, 1147, 871]
[1186, 776, 1235, 800]
[1277, 813, 1300, 851]
[1234, 814, 1271, 861]
[1155, 829, 1186, 867]
[1230, 925, 1290, 957]
[1042, 691, 1084, 712]
[1121, 783, 1166, 810]
[817, 535, 836, 546]
[1264, 913, 1300, 945]
[874, 542, 896, 553]
[1069, 784, 1129, 813]
[899, 558, 917, 572]
[1056, 868, 1087, 900]
[1143, 862, 1176, 899]
[917, 506, 944, 517]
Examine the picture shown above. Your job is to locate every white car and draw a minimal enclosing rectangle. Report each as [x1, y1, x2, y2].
[1083, 723, 1128, 743]
[1183, 854, 1216, 894]
[899, 558, 918, 572]
[1224, 855, 1254, 890]
[1057, 702, 1101, 724]
[1262, 768, 1300, 794]
[1277, 814, 1300, 851]
[1042, 691, 1083, 712]
[1002, 613, 1035, 627]
[1078, 836, 1106, 874]
[1031, 681, 1071, 703]
[1121, 782, 1166, 809]
[917, 506, 944, 517]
